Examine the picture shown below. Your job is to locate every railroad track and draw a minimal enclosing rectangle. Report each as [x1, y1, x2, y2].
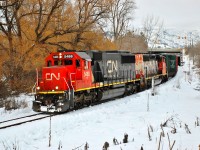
[0, 113, 56, 130]
[0, 97, 119, 130]
[0, 78, 168, 130]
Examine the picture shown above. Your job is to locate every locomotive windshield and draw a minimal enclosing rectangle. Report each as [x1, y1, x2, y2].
[53, 59, 73, 66]
[63, 59, 73, 65]
[47, 59, 73, 66]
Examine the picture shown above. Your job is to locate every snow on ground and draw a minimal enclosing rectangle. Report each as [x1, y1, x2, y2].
[0, 94, 36, 122]
[0, 55, 200, 150]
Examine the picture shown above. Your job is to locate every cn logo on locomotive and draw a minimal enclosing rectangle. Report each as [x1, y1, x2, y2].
[107, 60, 118, 74]
[46, 73, 60, 80]
[84, 71, 90, 77]
[170, 60, 175, 68]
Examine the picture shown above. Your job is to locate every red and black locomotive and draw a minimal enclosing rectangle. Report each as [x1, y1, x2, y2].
[33, 50, 179, 112]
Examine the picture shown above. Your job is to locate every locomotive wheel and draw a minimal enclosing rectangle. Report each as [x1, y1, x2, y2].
[96, 89, 103, 101]
[85, 100, 92, 107]
[74, 101, 84, 109]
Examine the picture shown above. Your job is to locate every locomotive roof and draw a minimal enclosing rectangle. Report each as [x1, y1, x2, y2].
[75, 52, 92, 61]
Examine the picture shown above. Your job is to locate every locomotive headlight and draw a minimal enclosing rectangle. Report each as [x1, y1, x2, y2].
[59, 53, 62, 58]
[58, 102, 64, 106]
[36, 86, 40, 90]
[55, 86, 59, 90]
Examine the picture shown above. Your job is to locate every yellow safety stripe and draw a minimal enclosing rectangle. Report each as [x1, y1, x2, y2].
[76, 74, 166, 92]
[38, 91, 65, 94]
[37, 74, 167, 94]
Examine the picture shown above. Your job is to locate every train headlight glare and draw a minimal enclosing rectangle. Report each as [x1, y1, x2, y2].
[36, 86, 40, 90]
[59, 53, 62, 58]
[55, 86, 59, 90]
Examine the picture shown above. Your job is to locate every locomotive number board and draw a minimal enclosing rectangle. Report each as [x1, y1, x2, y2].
[52, 55, 73, 59]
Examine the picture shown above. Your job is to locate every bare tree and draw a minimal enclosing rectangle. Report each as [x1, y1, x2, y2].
[99, 0, 136, 41]
[0, 0, 34, 93]
[116, 30, 148, 53]
[33, 0, 110, 50]
[142, 15, 164, 49]
[72, 0, 109, 49]
[189, 41, 200, 67]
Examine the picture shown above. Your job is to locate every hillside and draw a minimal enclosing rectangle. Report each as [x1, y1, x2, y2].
[149, 29, 200, 49]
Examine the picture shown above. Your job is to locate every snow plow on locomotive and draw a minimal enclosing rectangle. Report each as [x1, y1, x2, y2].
[33, 50, 179, 113]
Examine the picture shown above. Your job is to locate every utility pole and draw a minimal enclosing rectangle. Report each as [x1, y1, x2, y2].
[49, 111, 52, 147]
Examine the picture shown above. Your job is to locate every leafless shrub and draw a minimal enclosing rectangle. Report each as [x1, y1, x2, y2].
[123, 133, 128, 143]
[196, 117, 200, 127]
[72, 143, 84, 150]
[189, 42, 200, 70]
[161, 115, 181, 128]
[170, 141, 176, 150]
[84, 142, 89, 150]
[167, 133, 176, 150]
[160, 125, 165, 137]
[161, 117, 173, 127]
[140, 145, 144, 150]
[103, 142, 109, 150]
[19, 100, 28, 109]
[171, 126, 176, 134]
[58, 141, 62, 150]
[132, 137, 134, 142]
[149, 125, 154, 132]
[161, 117, 176, 134]
[113, 137, 119, 145]
[4, 99, 19, 110]
[175, 79, 181, 89]
[4, 98, 28, 111]
[157, 132, 162, 150]
[148, 127, 152, 141]
[0, 81, 10, 106]
[1, 139, 20, 150]
[185, 124, 191, 134]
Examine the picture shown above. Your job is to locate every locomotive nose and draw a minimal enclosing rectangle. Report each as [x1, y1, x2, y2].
[40, 66, 69, 91]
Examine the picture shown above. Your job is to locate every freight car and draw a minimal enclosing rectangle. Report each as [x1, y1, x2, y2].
[33, 50, 178, 113]
[163, 54, 178, 78]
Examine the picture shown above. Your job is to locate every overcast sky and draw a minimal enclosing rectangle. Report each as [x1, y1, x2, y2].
[133, 0, 200, 31]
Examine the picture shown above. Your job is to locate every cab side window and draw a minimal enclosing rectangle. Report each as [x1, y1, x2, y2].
[84, 61, 88, 69]
[47, 60, 52, 67]
[54, 60, 62, 66]
[54, 60, 58, 65]
[76, 60, 80, 67]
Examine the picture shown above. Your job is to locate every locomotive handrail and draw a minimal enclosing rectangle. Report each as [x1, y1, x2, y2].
[70, 73, 76, 98]
[32, 82, 37, 94]
[63, 77, 70, 100]
[94, 70, 102, 88]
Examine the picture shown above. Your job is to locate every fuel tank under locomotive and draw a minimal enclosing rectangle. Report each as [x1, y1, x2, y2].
[98, 84, 126, 101]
